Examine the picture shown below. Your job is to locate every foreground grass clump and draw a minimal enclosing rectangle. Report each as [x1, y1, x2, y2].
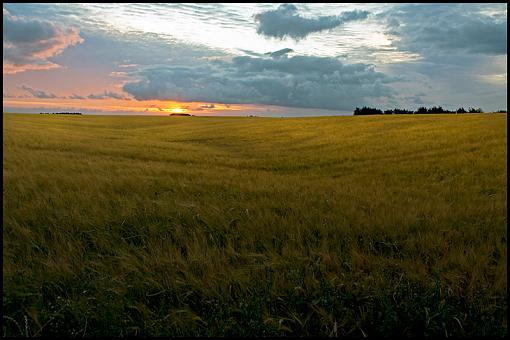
[3, 113, 507, 336]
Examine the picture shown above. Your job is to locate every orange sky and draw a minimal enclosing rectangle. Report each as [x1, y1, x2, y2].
[2, 97, 266, 115]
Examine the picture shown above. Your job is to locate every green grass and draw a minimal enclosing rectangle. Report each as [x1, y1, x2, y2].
[3, 112, 507, 336]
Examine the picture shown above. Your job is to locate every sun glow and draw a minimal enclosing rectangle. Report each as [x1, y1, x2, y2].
[3, 96, 259, 116]
[170, 108, 186, 114]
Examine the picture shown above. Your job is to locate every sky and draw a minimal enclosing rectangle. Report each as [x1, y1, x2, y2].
[2, 3, 507, 116]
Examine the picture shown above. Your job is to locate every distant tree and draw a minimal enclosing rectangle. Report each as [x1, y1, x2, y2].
[497, 110, 507, 113]
[428, 106, 445, 113]
[354, 105, 483, 115]
[393, 108, 413, 114]
[39, 112, 82, 115]
[416, 107, 428, 114]
[353, 106, 383, 115]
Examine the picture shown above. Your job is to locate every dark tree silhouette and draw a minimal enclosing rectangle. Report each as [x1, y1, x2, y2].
[353, 106, 485, 115]
[416, 107, 428, 114]
[353, 106, 383, 115]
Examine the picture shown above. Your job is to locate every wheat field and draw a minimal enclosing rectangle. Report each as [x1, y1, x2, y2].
[3, 112, 507, 336]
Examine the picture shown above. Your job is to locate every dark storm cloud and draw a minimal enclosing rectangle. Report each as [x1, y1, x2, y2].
[382, 4, 507, 56]
[19, 85, 58, 99]
[3, 7, 83, 74]
[255, 4, 370, 40]
[123, 54, 395, 111]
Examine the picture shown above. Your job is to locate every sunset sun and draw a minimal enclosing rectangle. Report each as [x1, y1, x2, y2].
[170, 107, 186, 114]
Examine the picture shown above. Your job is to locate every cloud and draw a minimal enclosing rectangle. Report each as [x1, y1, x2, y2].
[19, 85, 58, 99]
[382, 4, 507, 56]
[123, 53, 394, 111]
[109, 71, 130, 78]
[86, 90, 128, 100]
[68, 93, 86, 99]
[3, 7, 84, 74]
[380, 54, 507, 112]
[371, 4, 507, 112]
[265, 48, 294, 58]
[254, 4, 369, 40]
[200, 104, 215, 109]
[2, 92, 23, 98]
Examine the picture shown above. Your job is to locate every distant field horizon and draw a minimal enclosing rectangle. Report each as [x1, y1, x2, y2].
[3, 111, 354, 117]
[4, 111, 506, 118]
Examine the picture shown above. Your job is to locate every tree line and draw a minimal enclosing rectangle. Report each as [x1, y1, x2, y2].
[40, 112, 82, 115]
[353, 106, 487, 115]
